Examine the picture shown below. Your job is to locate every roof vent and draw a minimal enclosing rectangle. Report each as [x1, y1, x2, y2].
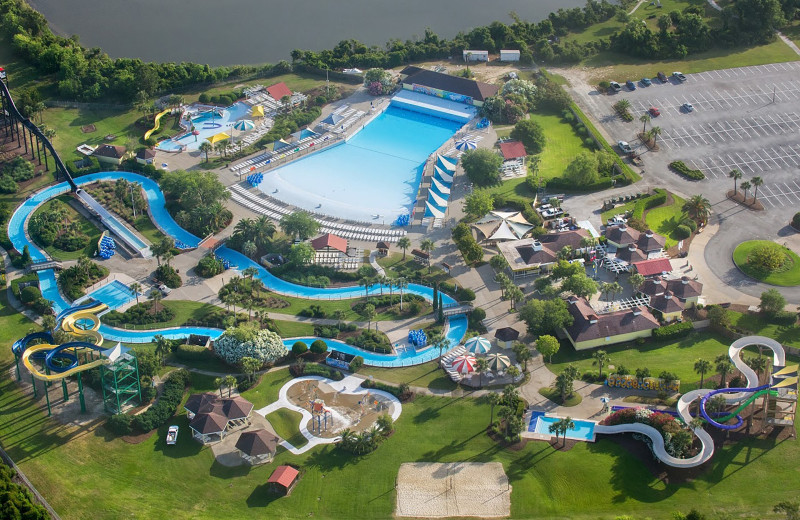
[532, 240, 542, 251]
[632, 307, 642, 316]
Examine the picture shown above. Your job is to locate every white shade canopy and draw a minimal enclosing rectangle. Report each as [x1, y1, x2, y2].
[486, 353, 511, 371]
[451, 355, 477, 374]
[464, 336, 492, 354]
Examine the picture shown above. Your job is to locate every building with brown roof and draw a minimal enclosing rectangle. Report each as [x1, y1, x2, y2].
[92, 144, 128, 165]
[649, 291, 684, 322]
[604, 224, 641, 248]
[184, 393, 254, 444]
[632, 258, 673, 277]
[638, 276, 667, 298]
[266, 82, 293, 101]
[563, 296, 660, 350]
[665, 276, 703, 304]
[616, 244, 648, 264]
[498, 229, 591, 279]
[268, 465, 300, 495]
[235, 429, 280, 465]
[135, 148, 156, 165]
[400, 68, 500, 107]
[499, 141, 527, 162]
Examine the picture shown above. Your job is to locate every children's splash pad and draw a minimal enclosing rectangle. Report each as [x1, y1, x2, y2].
[255, 375, 402, 454]
[156, 102, 251, 152]
[286, 378, 396, 438]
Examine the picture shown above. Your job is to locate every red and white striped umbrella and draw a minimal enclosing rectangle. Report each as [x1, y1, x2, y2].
[451, 354, 477, 374]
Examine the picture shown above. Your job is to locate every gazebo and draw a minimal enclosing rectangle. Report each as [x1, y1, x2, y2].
[189, 411, 228, 444]
[494, 327, 520, 349]
[376, 241, 390, 257]
[223, 396, 254, 427]
[184, 392, 220, 419]
[268, 465, 300, 495]
[472, 211, 534, 243]
[235, 429, 280, 465]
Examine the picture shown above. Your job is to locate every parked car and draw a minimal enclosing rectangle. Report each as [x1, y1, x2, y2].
[682, 102, 694, 112]
[158, 284, 172, 296]
[609, 81, 622, 92]
[673, 71, 687, 82]
[626, 80, 636, 90]
[641, 77, 652, 86]
[657, 71, 668, 83]
[617, 140, 633, 153]
[167, 425, 179, 445]
[649, 106, 660, 117]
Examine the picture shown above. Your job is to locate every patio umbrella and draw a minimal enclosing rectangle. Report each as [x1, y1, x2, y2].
[207, 132, 230, 145]
[486, 353, 511, 371]
[251, 105, 265, 118]
[233, 119, 255, 132]
[455, 138, 477, 151]
[451, 354, 477, 374]
[464, 336, 491, 355]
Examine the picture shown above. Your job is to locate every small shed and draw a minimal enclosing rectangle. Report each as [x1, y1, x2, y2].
[268, 465, 300, 495]
[463, 50, 489, 62]
[186, 334, 211, 349]
[499, 141, 527, 164]
[376, 241, 390, 257]
[326, 349, 356, 371]
[136, 148, 156, 165]
[500, 49, 521, 62]
[235, 429, 280, 465]
[494, 327, 520, 349]
[411, 249, 430, 266]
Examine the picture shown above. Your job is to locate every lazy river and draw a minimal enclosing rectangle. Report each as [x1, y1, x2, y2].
[8, 172, 467, 366]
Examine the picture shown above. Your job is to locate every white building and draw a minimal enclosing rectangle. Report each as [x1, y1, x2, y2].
[462, 50, 489, 62]
[500, 50, 521, 62]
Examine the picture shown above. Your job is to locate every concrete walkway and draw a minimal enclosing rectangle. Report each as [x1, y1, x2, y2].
[369, 250, 386, 277]
[255, 374, 402, 454]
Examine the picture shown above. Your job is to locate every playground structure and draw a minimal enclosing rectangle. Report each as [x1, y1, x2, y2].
[144, 108, 172, 141]
[596, 336, 797, 468]
[309, 398, 332, 434]
[12, 301, 142, 415]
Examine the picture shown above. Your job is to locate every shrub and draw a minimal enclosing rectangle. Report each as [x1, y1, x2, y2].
[793, 212, 800, 230]
[748, 243, 788, 272]
[303, 362, 343, 380]
[174, 343, 211, 361]
[310, 339, 328, 355]
[669, 161, 705, 180]
[349, 356, 364, 373]
[106, 413, 133, 435]
[213, 326, 287, 365]
[155, 264, 182, 288]
[103, 301, 175, 326]
[652, 321, 693, 339]
[131, 369, 190, 433]
[346, 329, 392, 353]
[195, 255, 224, 278]
[292, 341, 308, 356]
[456, 287, 476, 302]
[469, 307, 486, 330]
[674, 224, 692, 240]
[20, 285, 42, 305]
[361, 378, 408, 398]
[198, 93, 209, 103]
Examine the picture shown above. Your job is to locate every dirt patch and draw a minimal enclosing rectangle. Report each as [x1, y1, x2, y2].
[395, 462, 511, 518]
[121, 429, 157, 444]
[727, 190, 764, 211]
[263, 297, 289, 309]
[81, 124, 96, 133]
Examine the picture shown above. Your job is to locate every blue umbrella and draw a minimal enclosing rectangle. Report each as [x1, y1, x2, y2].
[455, 138, 477, 151]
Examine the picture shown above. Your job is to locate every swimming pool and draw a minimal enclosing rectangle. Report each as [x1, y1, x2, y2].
[156, 102, 252, 152]
[530, 414, 596, 441]
[81, 280, 137, 310]
[257, 104, 463, 222]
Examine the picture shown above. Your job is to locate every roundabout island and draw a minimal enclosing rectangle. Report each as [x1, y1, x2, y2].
[732, 239, 800, 287]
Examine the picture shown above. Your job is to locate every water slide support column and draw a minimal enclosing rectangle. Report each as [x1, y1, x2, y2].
[77, 373, 86, 414]
[61, 379, 69, 402]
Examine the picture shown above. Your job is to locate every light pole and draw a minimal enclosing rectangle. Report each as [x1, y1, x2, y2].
[130, 183, 137, 218]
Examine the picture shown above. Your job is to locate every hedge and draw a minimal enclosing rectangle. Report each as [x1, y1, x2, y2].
[669, 161, 705, 180]
[174, 343, 213, 362]
[674, 225, 692, 239]
[546, 176, 614, 192]
[303, 362, 344, 380]
[131, 369, 190, 433]
[652, 321, 693, 339]
[570, 102, 640, 184]
[361, 379, 403, 397]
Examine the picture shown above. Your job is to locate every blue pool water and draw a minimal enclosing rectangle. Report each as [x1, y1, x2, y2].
[8, 171, 468, 363]
[156, 102, 252, 152]
[82, 280, 137, 310]
[258, 105, 463, 222]
[531, 415, 596, 441]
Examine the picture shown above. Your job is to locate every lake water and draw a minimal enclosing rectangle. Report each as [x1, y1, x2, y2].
[28, 0, 584, 66]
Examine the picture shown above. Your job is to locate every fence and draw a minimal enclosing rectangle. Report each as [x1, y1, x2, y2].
[0, 445, 61, 520]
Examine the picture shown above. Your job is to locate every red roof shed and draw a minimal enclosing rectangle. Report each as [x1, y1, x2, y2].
[266, 82, 293, 101]
[268, 465, 299, 494]
[311, 233, 348, 254]
[633, 258, 673, 277]
[499, 141, 527, 160]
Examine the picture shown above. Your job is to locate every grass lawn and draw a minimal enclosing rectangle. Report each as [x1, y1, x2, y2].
[538, 387, 583, 407]
[178, 72, 356, 105]
[784, 20, 800, 48]
[265, 408, 307, 448]
[376, 253, 454, 286]
[644, 193, 686, 249]
[30, 195, 102, 260]
[729, 310, 800, 349]
[359, 361, 457, 392]
[548, 331, 734, 391]
[601, 198, 639, 223]
[241, 368, 294, 410]
[487, 111, 591, 204]
[273, 320, 316, 338]
[732, 240, 800, 287]
[582, 39, 799, 83]
[133, 214, 167, 246]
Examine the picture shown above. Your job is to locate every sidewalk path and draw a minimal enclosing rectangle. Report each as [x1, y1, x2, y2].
[369, 250, 386, 277]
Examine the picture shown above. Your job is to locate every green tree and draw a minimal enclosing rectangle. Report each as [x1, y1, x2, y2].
[554, 365, 579, 402]
[148, 288, 163, 313]
[358, 303, 376, 330]
[754, 176, 765, 201]
[564, 151, 599, 185]
[749, 244, 787, 273]
[561, 273, 598, 299]
[629, 273, 645, 293]
[486, 392, 502, 425]
[333, 309, 347, 330]
[41, 314, 56, 334]
[639, 113, 651, 134]
[536, 335, 560, 363]
[510, 119, 545, 154]
[475, 357, 489, 387]
[683, 195, 711, 224]
[394, 277, 408, 310]
[506, 284, 524, 312]
[130, 282, 142, 305]
[715, 354, 735, 388]
[520, 299, 573, 336]
[223, 374, 238, 397]
[288, 242, 315, 266]
[649, 126, 662, 147]
[745, 355, 769, 381]
[214, 377, 225, 398]
[464, 190, 494, 218]
[694, 358, 711, 388]
[199, 141, 213, 162]
[397, 237, 411, 260]
[729, 169, 742, 194]
[760, 288, 786, 315]
[511, 341, 532, 372]
[774, 501, 800, 520]
[280, 211, 320, 240]
[430, 333, 449, 360]
[461, 148, 503, 186]
[420, 238, 435, 273]
[490, 254, 508, 273]
[240, 356, 261, 383]
[592, 350, 610, 378]
[154, 335, 172, 365]
[549, 416, 575, 447]
[741, 180, 752, 200]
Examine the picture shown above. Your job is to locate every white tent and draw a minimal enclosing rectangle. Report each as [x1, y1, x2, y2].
[427, 189, 449, 208]
[101, 342, 131, 362]
[437, 155, 457, 172]
[425, 201, 445, 218]
[473, 211, 534, 242]
[434, 166, 453, 183]
[431, 177, 451, 195]
[488, 221, 519, 241]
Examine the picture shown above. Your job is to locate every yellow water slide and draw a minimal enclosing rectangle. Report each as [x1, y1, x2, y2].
[144, 109, 172, 141]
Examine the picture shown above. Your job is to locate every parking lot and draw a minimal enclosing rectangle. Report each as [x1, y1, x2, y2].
[579, 61, 800, 209]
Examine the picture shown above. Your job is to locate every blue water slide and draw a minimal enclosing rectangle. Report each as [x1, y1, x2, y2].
[12, 331, 55, 356]
[699, 383, 771, 430]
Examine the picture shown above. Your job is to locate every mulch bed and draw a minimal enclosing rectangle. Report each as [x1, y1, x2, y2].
[121, 429, 157, 445]
[486, 428, 529, 451]
[80, 124, 96, 133]
[727, 190, 764, 211]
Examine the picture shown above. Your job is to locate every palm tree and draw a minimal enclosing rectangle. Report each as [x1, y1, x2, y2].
[745, 356, 768, 383]
[715, 354, 734, 388]
[640, 113, 651, 134]
[682, 195, 711, 224]
[649, 126, 662, 147]
[486, 392, 501, 425]
[214, 141, 227, 158]
[214, 377, 225, 397]
[130, 282, 142, 305]
[395, 277, 408, 310]
[694, 359, 711, 388]
[162, 250, 174, 267]
[223, 375, 238, 397]
[429, 333, 448, 360]
[557, 245, 573, 261]
[600, 282, 613, 302]
[616, 99, 631, 111]
[609, 282, 623, 301]
[420, 238, 435, 273]
[148, 289, 163, 313]
[593, 350, 610, 378]
[359, 276, 372, 300]
[253, 216, 276, 251]
[752, 176, 763, 203]
[729, 169, 742, 194]
[475, 358, 489, 388]
[199, 141, 213, 162]
[333, 309, 347, 330]
[740, 180, 752, 201]
[242, 266, 259, 295]
[629, 273, 645, 293]
[397, 237, 411, 260]
[550, 416, 575, 447]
